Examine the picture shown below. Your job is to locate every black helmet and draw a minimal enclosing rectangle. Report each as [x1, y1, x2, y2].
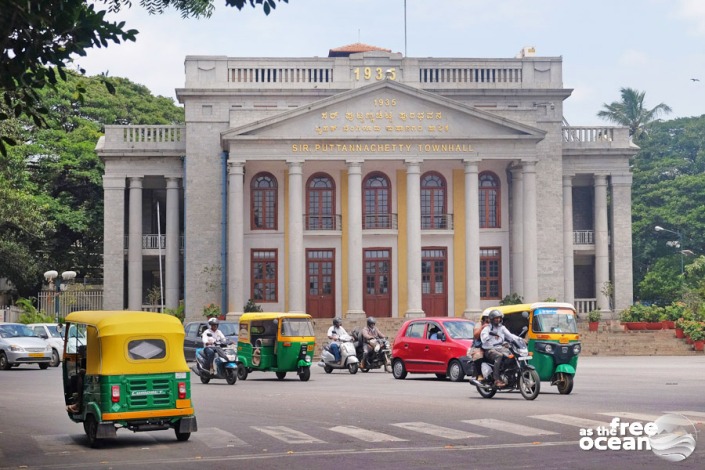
[208, 317, 220, 326]
[488, 310, 503, 325]
[367, 317, 376, 327]
[333, 317, 342, 327]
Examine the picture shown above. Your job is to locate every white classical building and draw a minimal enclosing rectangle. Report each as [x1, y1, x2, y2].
[97, 44, 637, 321]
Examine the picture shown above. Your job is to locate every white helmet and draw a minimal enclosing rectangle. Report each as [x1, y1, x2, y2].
[208, 318, 220, 326]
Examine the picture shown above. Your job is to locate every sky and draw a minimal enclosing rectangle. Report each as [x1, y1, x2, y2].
[75, 0, 705, 126]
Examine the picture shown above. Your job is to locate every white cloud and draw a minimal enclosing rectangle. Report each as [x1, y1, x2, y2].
[676, 0, 705, 35]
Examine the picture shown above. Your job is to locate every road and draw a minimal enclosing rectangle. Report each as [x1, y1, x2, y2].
[1, 356, 704, 469]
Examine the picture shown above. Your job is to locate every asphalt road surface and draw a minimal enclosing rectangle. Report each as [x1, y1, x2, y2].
[1, 356, 703, 469]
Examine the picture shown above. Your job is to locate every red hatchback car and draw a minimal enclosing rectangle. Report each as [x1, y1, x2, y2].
[391, 317, 475, 382]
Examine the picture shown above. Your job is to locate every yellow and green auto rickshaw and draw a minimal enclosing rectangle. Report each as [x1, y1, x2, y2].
[236, 312, 315, 381]
[485, 302, 581, 394]
[62, 311, 197, 447]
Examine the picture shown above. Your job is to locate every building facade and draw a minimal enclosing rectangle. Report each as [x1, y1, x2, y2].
[97, 44, 637, 320]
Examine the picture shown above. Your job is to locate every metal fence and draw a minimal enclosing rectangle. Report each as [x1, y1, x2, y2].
[37, 288, 103, 320]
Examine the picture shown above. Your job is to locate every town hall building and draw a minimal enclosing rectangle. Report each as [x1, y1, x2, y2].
[97, 44, 637, 320]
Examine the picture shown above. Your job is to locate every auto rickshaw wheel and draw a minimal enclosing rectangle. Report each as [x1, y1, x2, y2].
[555, 372, 574, 395]
[298, 367, 311, 381]
[324, 365, 333, 373]
[225, 368, 237, 385]
[519, 369, 541, 400]
[50, 349, 60, 367]
[199, 374, 210, 384]
[276, 371, 287, 380]
[83, 415, 100, 448]
[348, 362, 359, 374]
[237, 364, 248, 380]
[175, 425, 191, 442]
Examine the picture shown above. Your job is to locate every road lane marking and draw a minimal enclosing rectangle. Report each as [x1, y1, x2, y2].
[462, 419, 558, 436]
[530, 414, 608, 429]
[194, 427, 248, 448]
[252, 426, 325, 444]
[392, 422, 484, 439]
[329, 425, 407, 442]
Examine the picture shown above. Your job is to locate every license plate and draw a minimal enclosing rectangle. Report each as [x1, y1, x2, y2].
[29, 353, 44, 358]
[518, 356, 530, 361]
[559, 338, 569, 344]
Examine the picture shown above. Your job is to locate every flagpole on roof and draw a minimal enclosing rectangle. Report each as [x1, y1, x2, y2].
[404, 0, 407, 56]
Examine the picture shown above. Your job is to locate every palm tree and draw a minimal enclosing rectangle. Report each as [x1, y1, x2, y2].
[597, 87, 672, 141]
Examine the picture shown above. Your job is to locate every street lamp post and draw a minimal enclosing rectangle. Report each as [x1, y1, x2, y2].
[654, 225, 684, 275]
[44, 270, 77, 322]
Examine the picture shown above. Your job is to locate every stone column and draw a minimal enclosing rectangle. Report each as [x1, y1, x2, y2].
[562, 174, 575, 305]
[128, 177, 143, 311]
[464, 160, 481, 316]
[522, 162, 538, 302]
[611, 174, 634, 312]
[405, 160, 424, 317]
[287, 161, 305, 313]
[594, 174, 610, 311]
[510, 167, 524, 298]
[227, 161, 245, 316]
[165, 177, 180, 310]
[346, 161, 365, 318]
[102, 176, 126, 310]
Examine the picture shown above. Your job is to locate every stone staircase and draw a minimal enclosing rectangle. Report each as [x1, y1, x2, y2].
[311, 318, 702, 358]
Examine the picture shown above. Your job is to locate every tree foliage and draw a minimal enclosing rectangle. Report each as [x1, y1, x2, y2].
[0, 71, 184, 299]
[0, 0, 289, 156]
[597, 87, 672, 141]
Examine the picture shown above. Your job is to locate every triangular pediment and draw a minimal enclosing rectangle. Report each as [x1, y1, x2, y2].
[221, 80, 545, 143]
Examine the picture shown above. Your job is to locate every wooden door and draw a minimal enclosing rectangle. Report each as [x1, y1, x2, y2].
[306, 249, 335, 318]
[363, 248, 392, 317]
[421, 247, 447, 316]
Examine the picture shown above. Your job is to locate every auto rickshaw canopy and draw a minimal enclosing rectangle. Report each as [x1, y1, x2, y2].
[64, 310, 189, 376]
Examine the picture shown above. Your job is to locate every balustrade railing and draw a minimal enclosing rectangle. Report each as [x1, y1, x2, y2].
[304, 214, 342, 231]
[573, 230, 594, 245]
[421, 214, 454, 230]
[123, 235, 185, 249]
[574, 298, 597, 315]
[363, 213, 398, 230]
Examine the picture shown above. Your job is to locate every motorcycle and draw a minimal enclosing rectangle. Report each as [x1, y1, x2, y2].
[318, 334, 360, 374]
[468, 329, 540, 400]
[192, 339, 238, 385]
[357, 337, 391, 373]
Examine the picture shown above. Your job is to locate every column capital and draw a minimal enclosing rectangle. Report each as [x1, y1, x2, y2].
[103, 175, 126, 189]
[594, 173, 608, 185]
[611, 173, 632, 186]
[562, 174, 574, 186]
[346, 160, 363, 172]
[165, 177, 180, 189]
[404, 160, 421, 172]
[129, 176, 143, 188]
[227, 160, 245, 175]
[463, 160, 479, 173]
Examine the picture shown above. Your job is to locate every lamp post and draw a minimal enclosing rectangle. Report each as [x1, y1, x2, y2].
[654, 225, 684, 275]
[44, 270, 77, 322]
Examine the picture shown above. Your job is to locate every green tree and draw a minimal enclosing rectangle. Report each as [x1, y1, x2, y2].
[0, 71, 184, 298]
[597, 87, 672, 141]
[0, 0, 289, 156]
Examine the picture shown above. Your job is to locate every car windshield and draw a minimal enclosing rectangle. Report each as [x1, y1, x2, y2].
[218, 322, 238, 337]
[443, 321, 475, 339]
[532, 308, 578, 333]
[281, 318, 315, 337]
[46, 325, 62, 338]
[0, 324, 38, 338]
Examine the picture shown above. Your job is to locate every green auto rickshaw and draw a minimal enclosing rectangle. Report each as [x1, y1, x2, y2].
[236, 312, 315, 381]
[485, 302, 581, 394]
[62, 311, 197, 447]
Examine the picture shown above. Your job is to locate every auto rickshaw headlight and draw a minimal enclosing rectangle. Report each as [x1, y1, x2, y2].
[544, 344, 553, 353]
[306, 355, 312, 363]
[573, 344, 581, 355]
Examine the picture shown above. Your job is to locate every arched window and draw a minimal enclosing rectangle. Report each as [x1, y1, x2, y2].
[421, 172, 447, 229]
[306, 173, 335, 230]
[363, 172, 391, 229]
[479, 171, 500, 228]
[251, 172, 278, 230]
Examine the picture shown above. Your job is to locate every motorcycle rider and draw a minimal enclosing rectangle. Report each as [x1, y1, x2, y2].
[470, 312, 490, 378]
[202, 318, 226, 373]
[480, 310, 521, 387]
[361, 317, 385, 367]
[327, 317, 348, 363]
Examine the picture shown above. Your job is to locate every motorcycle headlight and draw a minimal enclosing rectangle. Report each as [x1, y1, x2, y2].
[573, 344, 581, 355]
[305, 355, 312, 363]
[374, 344, 381, 352]
[226, 353, 237, 361]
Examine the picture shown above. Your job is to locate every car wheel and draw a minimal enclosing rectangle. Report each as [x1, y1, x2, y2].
[448, 359, 465, 382]
[392, 359, 407, 379]
[50, 349, 61, 367]
[0, 352, 11, 370]
[39, 363, 49, 370]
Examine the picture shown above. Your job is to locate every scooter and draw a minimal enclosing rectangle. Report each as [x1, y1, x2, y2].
[193, 340, 238, 385]
[468, 328, 540, 400]
[318, 334, 360, 374]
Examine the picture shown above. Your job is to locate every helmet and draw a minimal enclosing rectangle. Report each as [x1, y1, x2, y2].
[480, 312, 489, 322]
[208, 318, 220, 326]
[488, 310, 503, 325]
[367, 317, 376, 327]
[333, 317, 342, 327]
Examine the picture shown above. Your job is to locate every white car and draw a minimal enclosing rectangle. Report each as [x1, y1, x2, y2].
[28, 323, 64, 367]
[0, 323, 52, 370]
